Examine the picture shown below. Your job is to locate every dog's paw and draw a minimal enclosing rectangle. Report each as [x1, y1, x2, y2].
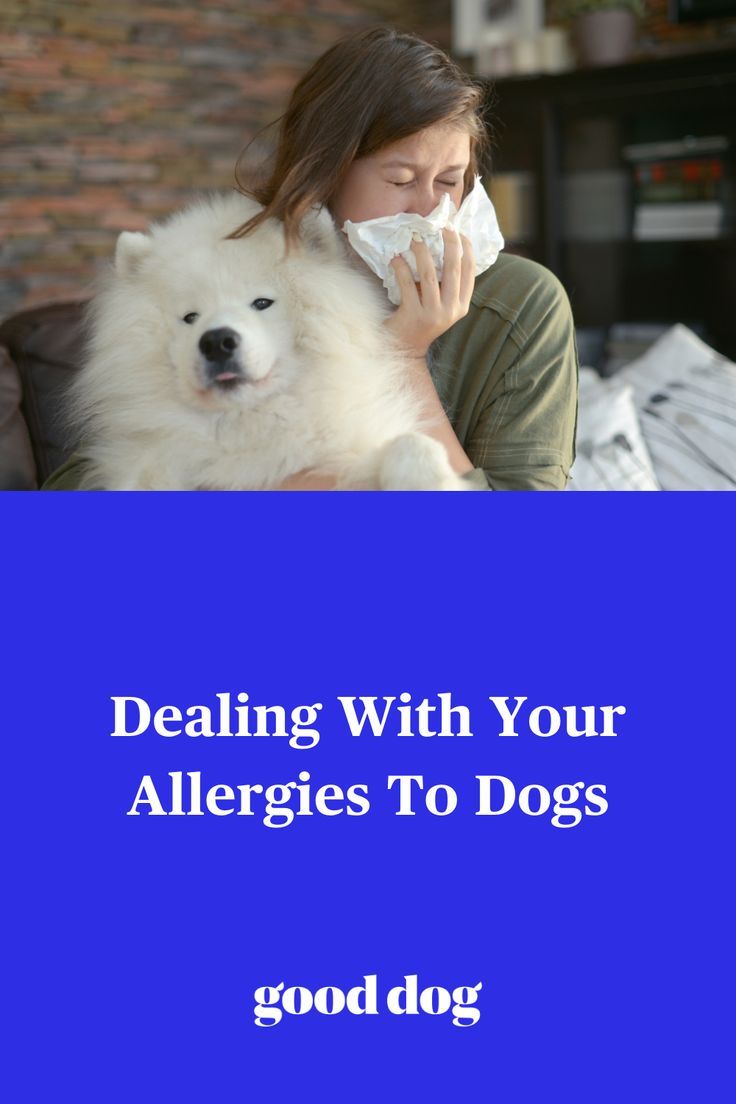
[377, 433, 469, 491]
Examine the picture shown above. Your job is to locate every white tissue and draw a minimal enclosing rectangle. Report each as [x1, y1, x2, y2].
[342, 175, 505, 306]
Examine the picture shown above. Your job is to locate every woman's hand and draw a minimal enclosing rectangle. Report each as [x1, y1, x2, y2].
[275, 231, 478, 486]
[385, 228, 475, 359]
[381, 228, 476, 476]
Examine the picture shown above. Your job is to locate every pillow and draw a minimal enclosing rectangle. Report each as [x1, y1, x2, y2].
[617, 325, 736, 491]
[568, 368, 660, 491]
[0, 347, 37, 490]
[0, 300, 88, 486]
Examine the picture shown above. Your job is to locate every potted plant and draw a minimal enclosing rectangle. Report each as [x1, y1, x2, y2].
[556, 0, 645, 67]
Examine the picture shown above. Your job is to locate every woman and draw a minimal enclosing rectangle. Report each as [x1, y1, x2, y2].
[231, 25, 578, 491]
[46, 25, 577, 491]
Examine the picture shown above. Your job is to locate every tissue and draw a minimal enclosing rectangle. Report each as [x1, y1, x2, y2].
[342, 175, 505, 306]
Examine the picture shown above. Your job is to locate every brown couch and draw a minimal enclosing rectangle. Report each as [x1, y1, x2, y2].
[0, 301, 88, 490]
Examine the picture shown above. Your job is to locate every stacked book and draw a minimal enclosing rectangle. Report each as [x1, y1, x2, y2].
[561, 170, 629, 242]
[623, 136, 729, 242]
[489, 172, 536, 245]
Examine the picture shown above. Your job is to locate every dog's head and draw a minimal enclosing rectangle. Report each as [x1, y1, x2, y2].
[109, 195, 346, 412]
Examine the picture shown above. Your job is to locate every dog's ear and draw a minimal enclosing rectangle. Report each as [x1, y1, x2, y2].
[300, 206, 344, 260]
[115, 231, 153, 276]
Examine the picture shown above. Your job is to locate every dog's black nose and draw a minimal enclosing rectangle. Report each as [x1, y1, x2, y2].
[199, 327, 241, 363]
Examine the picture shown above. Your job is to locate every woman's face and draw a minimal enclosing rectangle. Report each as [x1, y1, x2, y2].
[330, 122, 471, 226]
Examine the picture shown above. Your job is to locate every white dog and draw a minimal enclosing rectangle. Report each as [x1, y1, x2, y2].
[68, 192, 470, 490]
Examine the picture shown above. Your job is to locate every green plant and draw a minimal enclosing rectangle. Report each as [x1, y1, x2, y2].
[553, 0, 645, 17]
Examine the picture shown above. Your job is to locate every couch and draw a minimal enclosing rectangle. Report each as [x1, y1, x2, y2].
[0, 301, 88, 490]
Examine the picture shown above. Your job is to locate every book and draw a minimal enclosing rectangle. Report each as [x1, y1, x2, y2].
[622, 135, 729, 162]
[633, 158, 724, 204]
[633, 200, 724, 240]
[561, 171, 629, 242]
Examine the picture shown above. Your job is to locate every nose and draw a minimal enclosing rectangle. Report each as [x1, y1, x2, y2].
[405, 185, 438, 218]
[199, 327, 240, 363]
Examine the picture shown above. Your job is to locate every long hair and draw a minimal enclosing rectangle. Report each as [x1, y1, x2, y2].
[229, 26, 489, 242]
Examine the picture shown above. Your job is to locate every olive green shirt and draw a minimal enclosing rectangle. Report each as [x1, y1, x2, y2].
[433, 251, 578, 491]
[44, 251, 577, 492]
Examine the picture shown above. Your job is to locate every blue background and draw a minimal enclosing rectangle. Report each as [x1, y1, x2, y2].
[4, 495, 732, 1101]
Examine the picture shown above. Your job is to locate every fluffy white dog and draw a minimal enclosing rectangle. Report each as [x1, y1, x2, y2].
[68, 193, 470, 490]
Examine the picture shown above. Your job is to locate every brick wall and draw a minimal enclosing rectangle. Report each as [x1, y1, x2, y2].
[0, 1, 451, 319]
[2, 1, 732, 320]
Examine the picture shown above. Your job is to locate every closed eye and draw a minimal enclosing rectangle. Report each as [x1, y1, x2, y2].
[390, 180, 459, 189]
[182, 312, 199, 324]
[251, 298, 274, 311]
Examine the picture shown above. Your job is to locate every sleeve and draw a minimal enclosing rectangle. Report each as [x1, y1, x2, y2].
[461, 467, 493, 489]
[42, 453, 89, 490]
[464, 264, 579, 491]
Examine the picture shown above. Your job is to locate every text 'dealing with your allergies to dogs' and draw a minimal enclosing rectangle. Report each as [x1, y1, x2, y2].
[108, 691, 625, 830]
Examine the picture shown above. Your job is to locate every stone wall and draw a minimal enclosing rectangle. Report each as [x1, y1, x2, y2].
[0, 1, 450, 318]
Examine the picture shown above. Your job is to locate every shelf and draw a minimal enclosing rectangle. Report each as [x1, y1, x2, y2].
[486, 46, 736, 360]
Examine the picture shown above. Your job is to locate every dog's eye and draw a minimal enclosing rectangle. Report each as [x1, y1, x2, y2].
[182, 312, 199, 324]
[251, 298, 274, 311]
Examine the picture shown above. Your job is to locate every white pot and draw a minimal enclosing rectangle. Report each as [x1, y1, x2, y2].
[573, 10, 637, 67]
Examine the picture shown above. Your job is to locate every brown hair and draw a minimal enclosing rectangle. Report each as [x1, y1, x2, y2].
[230, 26, 489, 242]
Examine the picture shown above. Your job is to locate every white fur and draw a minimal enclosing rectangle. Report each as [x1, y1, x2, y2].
[69, 193, 470, 490]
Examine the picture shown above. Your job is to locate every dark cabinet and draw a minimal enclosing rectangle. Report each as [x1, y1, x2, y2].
[486, 47, 736, 361]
